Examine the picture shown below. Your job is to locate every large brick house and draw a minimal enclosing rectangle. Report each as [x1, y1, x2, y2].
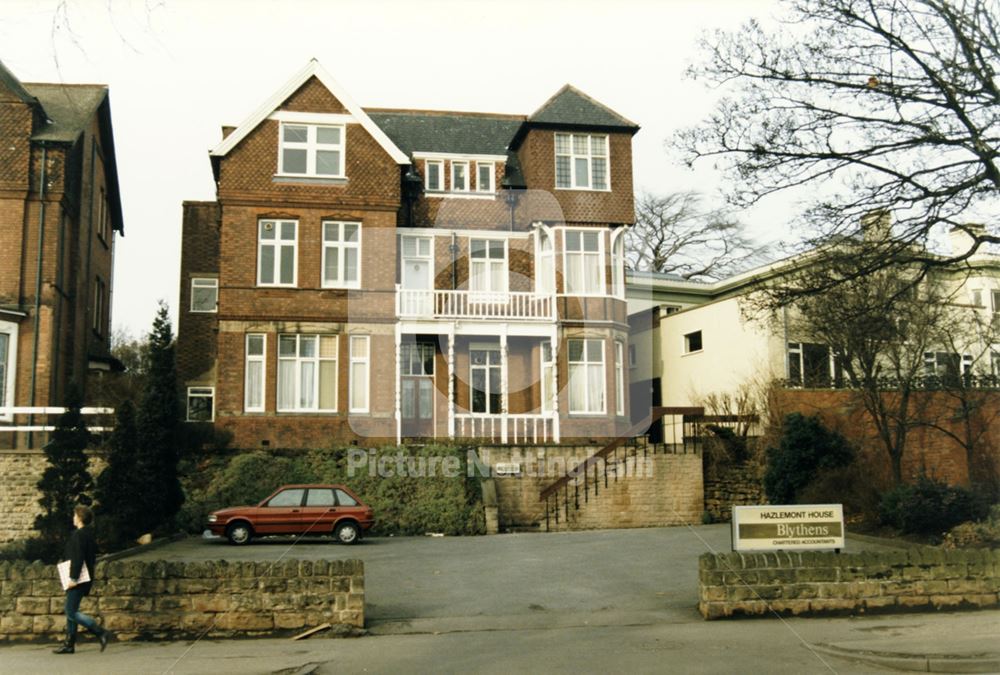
[0, 60, 123, 449]
[177, 60, 638, 449]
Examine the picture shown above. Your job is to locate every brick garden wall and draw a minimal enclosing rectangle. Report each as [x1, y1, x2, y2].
[699, 549, 1000, 619]
[775, 388, 1000, 487]
[0, 558, 364, 641]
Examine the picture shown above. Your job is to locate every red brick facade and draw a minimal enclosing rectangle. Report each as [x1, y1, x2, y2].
[774, 388, 999, 488]
[177, 62, 636, 449]
[0, 66, 123, 449]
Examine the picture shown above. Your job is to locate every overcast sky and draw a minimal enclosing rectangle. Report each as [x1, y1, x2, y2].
[0, 0, 786, 336]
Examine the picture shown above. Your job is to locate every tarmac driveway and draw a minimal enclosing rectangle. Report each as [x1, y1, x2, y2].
[129, 525, 897, 633]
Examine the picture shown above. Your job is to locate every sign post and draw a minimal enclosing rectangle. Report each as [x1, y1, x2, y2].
[732, 504, 845, 552]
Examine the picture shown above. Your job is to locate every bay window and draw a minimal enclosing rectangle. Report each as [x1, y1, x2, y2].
[568, 338, 605, 414]
[564, 229, 602, 295]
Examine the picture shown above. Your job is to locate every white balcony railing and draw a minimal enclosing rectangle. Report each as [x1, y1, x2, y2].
[455, 413, 554, 444]
[397, 287, 554, 321]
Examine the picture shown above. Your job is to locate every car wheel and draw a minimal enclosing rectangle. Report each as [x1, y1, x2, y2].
[226, 522, 253, 546]
[335, 522, 360, 545]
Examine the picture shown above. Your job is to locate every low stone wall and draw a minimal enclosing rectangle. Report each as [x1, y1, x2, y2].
[699, 549, 1000, 619]
[0, 558, 364, 641]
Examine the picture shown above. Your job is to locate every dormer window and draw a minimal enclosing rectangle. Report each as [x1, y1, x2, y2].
[555, 133, 608, 191]
[451, 161, 469, 192]
[476, 162, 495, 193]
[279, 123, 344, 177]
[425, 160, 443, 191]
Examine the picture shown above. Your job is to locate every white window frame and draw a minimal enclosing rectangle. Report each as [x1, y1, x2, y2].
[684, 331, 703, 354]
[0, 320, 17, 422]
[615, 340, 625, 416]
[349, 335, 370, 413]
[469, 238, 508, 296]
[186, 387, 215, 422]
[257, 219, 298, 287]
[277, 334, 339, 413]
[277, 122, 345, 178]
[425, 159, 443, 192]
[476, 161, 495, 193]
[322, 221, 362, 289]
[541, 341, 555, 414]
[610, 230, 625, 298]
[469, 344, 502, 415]
[535, 227, 555, 295]
[554, 133, 610, 191]
[563, 228, 605, 296]
[190, 278, 219, 313]
[451, 160, 469, 193]
[568, 338, 606, 415]
[245, 334, 267, 412]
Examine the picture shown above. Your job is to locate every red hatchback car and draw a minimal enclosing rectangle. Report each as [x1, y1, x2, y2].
[207, 484, 375, 545]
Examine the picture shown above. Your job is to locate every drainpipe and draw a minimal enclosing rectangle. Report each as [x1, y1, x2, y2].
[27, 144, 48, 449]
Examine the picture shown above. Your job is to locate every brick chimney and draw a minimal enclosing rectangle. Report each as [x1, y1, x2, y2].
[860, 209, 892, 242]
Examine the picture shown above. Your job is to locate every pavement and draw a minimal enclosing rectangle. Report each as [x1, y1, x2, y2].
[1, 525, 998, 673]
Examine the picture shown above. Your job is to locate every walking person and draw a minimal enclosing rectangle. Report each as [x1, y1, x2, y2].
[54, 504, 111, 654]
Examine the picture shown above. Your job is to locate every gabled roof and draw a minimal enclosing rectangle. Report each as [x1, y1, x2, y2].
[210, 59, 409, 164]
[0, 59, 39, 107]
[528, 84, 638, 130]
[23, 83, 107, 142]
[22, 82, 124, 236]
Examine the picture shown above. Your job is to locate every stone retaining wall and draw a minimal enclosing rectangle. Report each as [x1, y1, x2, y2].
[0, 450, 104, 544]
[477, 445, 704, 531]
[703, 460, 764, 523]
[0, 558, 364, 641]
[699, 549, 1000, 619]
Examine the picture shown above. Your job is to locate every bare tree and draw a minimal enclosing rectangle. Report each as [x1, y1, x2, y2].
[679, 0, 1000, 291]
[767, 234, 998, 484]
[626, 191, 761, 281]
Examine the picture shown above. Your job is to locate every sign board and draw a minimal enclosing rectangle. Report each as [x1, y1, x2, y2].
[731, 504, 845, 552]
[494, 462, 521, 477]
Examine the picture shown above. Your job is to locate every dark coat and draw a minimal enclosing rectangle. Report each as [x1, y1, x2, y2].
[63, 525, 97, 595]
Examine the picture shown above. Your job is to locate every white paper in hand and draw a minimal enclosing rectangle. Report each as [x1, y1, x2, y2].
[57, 560, 91, 590]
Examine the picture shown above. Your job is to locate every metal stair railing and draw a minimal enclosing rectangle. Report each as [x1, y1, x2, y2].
[538, 406, 705, 531]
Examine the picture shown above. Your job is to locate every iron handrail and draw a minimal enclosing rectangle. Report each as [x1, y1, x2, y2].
[538, 406, 703, 501]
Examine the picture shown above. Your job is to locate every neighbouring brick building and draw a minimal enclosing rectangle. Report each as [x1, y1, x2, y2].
[177, 60, 639, 449]
[0, 60, 124, 450]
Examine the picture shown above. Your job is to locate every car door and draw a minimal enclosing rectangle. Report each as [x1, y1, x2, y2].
[301, 487, 338, 534]
[257, 487, 306, 534]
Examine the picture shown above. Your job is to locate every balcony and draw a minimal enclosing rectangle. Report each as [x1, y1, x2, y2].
[396, 287, 554, 321]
